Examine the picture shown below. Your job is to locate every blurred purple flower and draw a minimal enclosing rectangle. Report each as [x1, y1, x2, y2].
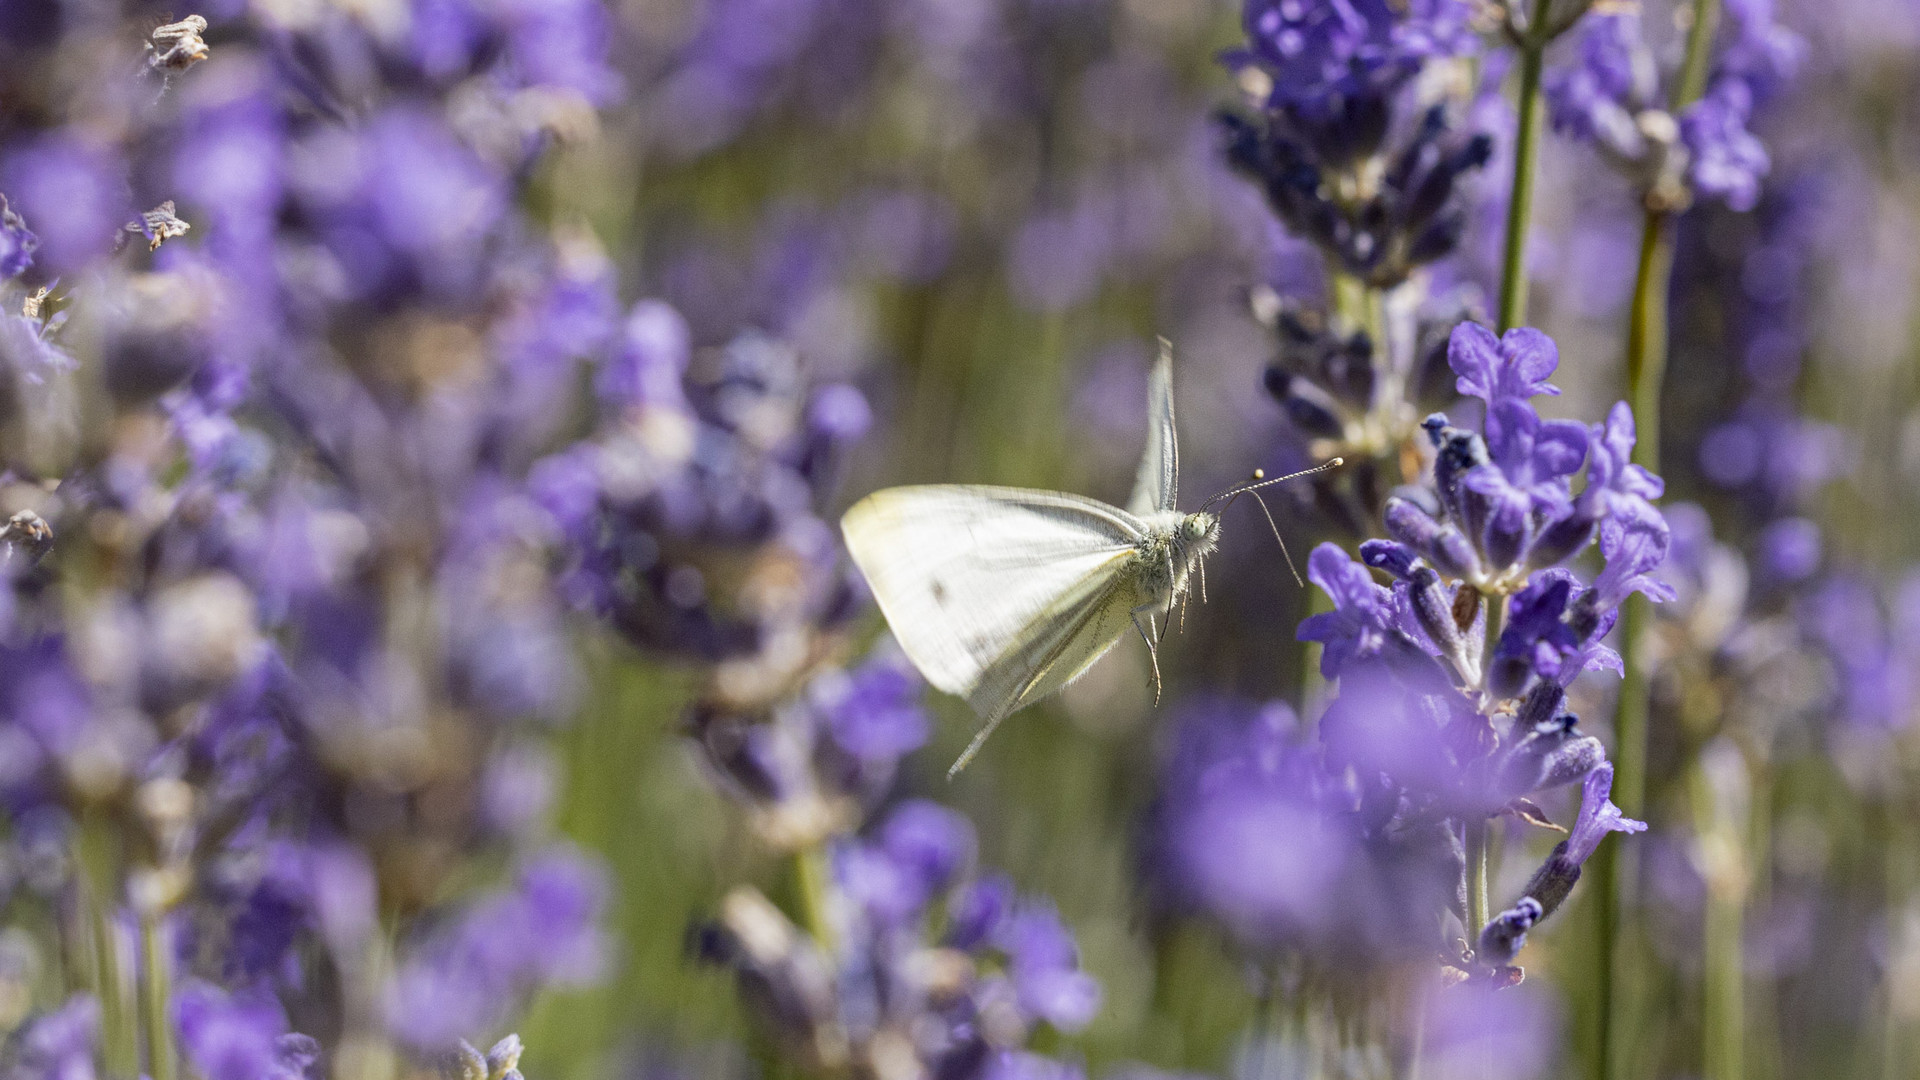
[813, 649, 930, 764]
[8, 994, 101, 1080]
[1545, 12, 1657, 158]
[998, 902, 1101, 1032]
[1149, 696, 1463, 962]
[0, 136, 126, 275]
[0, 194, 37, 279]
[1682, 82, 1770, 212]
[598, 300, 693, 410]
[174, 982, 318, 1080]
[1419, 983, 1560, 1080]
[386, 849, 609, 1052]
[1757, 517, 1822, 583]
[1232, 0, 1474, 109]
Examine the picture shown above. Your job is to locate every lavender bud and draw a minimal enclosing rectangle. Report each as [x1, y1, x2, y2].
[1426, 419, 1490, 525]
[1321, 331, 1377, 409]
[1359, 539, 1418, 580]
[1519, 845, 1580, 919]
[1481, 511, 1527, 577]
[1386, 497, 1481, 581]
[1407, 567, 1471, 684]
[1477, 897, 1543, 966]
[1528, 510, 1598, 570]
[1536, 735, 1606, 790]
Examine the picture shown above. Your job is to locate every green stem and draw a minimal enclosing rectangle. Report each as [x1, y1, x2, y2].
[1596, 208, 1669, 1080]
[1465, 819, 1490, 949]
[1623, 211, 1675, 472]
[1497, 42, 1545, 331]
[1691, 767, 1744, 1080]
[792, 843, 835, 954]
[1600, 2, 1725, 1073]
[77, 818, 138, 1080]
[1675, 0, 1724, 109]
[140, 912, 177, 1080]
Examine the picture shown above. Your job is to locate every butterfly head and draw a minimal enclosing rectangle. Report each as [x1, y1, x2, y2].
[1179, 511, 1218, 548]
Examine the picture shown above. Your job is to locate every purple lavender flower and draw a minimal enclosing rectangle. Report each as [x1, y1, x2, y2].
[812, 649, 930, 764]
[1715, 0, 1806, 103]
[1148, 696, 1462, 963]
[1681, 81, 1770, 212]
[0, 194, 37, 279]
[0, 136, 127, 275]
[1219, 0, 1490, 289]
[1448, 323, 1564, 405]
[1547, 0, 1801, 210]
[1297, 543, 1394, 677]
[1565, 762, 1649, 865]
[1516, 762, 1647, 918]
[386, 850, 609, 1052]
[1376, 324, 1673, 633]
[7, 995, 101, 1080]
[1545, 12, 1659, 159]
[1477, 896, 1543, 967]
[1232, 0, 1474, 110]
[998, 902, 1101, 1032]
[174, 982, 318, 1080]
[703, 805, 1097, 1076]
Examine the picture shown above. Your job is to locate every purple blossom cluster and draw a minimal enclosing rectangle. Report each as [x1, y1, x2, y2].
[1219, 2, 1504, 540]
[1229, 0, 1478, 114]
[698, 800, 1099, 1078]
[1545, 0, 1803, 210]
[1156, 322, 1657, 983]
[0, 1, 628, 1074]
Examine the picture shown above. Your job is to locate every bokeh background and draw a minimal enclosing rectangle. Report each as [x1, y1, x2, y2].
[3, 1, 1920, 1079]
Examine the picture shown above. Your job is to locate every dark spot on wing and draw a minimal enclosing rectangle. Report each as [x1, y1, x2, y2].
[931, 580, 949, 606]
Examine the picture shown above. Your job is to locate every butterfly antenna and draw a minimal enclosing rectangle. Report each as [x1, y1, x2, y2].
[1247, 488, 1305, 587]
[1201, 457, 1345, 510]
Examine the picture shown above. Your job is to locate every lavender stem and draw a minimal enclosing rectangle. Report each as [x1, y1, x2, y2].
[139, 912, 176, 1080]
[1602, 5, 1724, 1078]
[793, 843, 836, 955]
[1496, 0, 1552, 332]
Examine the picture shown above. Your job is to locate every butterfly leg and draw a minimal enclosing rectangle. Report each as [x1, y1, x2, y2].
[1163, 552, 1178, 641]
[1131, 606, 1163, 705]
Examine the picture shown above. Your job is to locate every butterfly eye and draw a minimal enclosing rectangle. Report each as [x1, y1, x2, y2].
[1182, 516, 1209, 541]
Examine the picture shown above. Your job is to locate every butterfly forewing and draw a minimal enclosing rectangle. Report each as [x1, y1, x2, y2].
[1126, 343, 1179, 517]
[840, 486, 1145, 708]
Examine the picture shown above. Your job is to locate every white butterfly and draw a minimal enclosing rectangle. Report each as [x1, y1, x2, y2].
[841, 343, 1341, 776]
